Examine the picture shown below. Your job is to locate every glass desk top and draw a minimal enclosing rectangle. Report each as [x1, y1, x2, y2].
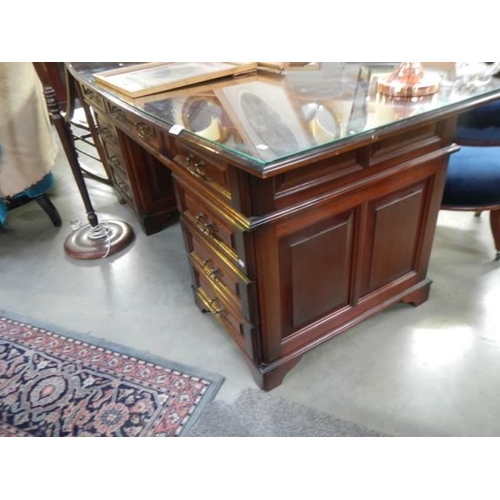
[68, 62, 500, 167]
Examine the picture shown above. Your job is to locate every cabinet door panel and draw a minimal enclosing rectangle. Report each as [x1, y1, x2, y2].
[279, 210, 355, 336]
[361, 182, 426, 296]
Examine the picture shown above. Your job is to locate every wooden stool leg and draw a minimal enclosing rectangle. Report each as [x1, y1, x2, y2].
[35, 194, 62, 227]
[489, 209, 500, 261]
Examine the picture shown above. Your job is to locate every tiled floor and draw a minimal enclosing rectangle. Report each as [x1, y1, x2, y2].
[2, 142, 500, 436]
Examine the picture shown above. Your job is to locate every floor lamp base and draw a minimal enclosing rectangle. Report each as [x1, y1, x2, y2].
[64, 220, 134, 260]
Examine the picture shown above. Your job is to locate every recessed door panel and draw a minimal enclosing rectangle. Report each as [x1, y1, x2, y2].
[361, 183, 425, 295]
[279, 210, 354, 336]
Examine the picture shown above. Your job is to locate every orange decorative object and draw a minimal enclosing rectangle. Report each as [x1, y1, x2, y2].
[377, 62, 441, 97]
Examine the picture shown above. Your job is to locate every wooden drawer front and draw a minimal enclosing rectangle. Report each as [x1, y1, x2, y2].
[369, 123, 442, 168]
[174, 142, 231, 201]
[108, 150, 127, 176]
[181, 187, 239, 263]
[95, 114, 118, 147]
[112, 168, 136, 209]
[274, 150, 363, 200]
[102, 141, 126, 176]
[81, 84, 107, 113]
[194, 276, 252, 356]
[108, 103, 162, 152]
[185, 219, 254, 320]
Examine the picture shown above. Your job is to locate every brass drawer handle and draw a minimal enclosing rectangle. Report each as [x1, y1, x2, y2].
[110, 106, 125, 121]
[83, 87, 103, 106]
[202, 259, 222, 283]
[108, 155, 122, 170]
[117, 181, 130, 196]
[135, 122, 153, 140]
[208, 268, 221, 282]
[185, 153, 208, 181]
[99, 126, 114, 140]
[195, 212, 217, 238]
[208, 298, 225, 318]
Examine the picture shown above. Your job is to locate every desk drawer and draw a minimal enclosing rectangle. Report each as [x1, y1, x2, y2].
[194, 276, 253, 356]
[94, 113, 125, 186]
[184, 217, 255, 321]
[108, 103, 162, 152]
[112, 168, 136, 210]
[106, 147, 127, 176]
[369, 123, 442, 167]
[179, 184, 240, 263]
[80, 83, 107, 113]
[95, 114, 119, 147]
[174, 142, 231, 201]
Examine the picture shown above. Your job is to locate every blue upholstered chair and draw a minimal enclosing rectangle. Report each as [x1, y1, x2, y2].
[0, 173, 61, 228]
[453, 100, 500, 146]
[441, 100, 500, 260]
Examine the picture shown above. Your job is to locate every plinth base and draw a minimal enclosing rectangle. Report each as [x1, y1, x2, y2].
[64, 220, 134, 260]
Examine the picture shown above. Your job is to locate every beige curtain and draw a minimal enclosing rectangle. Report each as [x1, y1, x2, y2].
[0, 62, 57, 198]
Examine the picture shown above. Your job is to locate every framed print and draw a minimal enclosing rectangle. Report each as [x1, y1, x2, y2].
[257, 62, 321, 74]
[93, 62, 257, 98]
[358, 63, 397, 98]
[141, 94, 188, 127]
[288, 62, 321, 71]
[257, 62, 290, 74]
[215, 77, 313, 161]
[136, 80, 237, 143]
[303, 102, 343, 144]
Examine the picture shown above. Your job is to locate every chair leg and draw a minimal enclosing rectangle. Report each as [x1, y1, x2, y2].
[35, 194, 62, 227]
[489, 210, 500, 261]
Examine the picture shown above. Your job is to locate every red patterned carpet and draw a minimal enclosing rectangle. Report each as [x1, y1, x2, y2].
[0, 313, 223, 437]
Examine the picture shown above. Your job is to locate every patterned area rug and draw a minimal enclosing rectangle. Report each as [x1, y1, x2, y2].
[0, 312, 223, 437]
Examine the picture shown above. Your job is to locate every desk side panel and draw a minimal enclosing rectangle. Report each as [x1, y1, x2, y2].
[254, 149, 453, 363]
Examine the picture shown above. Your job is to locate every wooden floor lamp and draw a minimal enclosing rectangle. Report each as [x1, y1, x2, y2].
[34, 63, 134, 260]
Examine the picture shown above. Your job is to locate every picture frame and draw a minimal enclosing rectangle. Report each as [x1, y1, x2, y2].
[287, 62, 321, 71]
[257, 62, 290, 75]
[93, 62, 257, 98]
[136, 79, 238, 143]
[303, 101, 344, 144]
[214, 76, 313, 161]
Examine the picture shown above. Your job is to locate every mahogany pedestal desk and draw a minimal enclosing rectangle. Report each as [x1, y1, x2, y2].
[67, 63, 500, 390]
